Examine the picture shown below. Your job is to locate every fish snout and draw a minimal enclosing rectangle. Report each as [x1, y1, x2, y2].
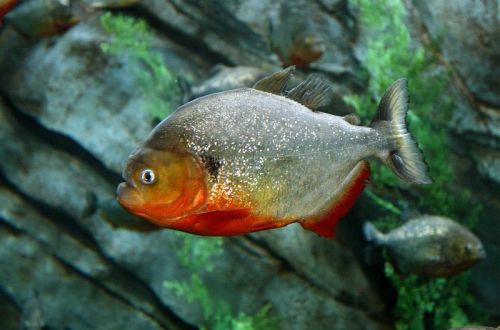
[477, 246, 487, 260]
[116, 182, 127, 198]
[116, 182, 143, 210]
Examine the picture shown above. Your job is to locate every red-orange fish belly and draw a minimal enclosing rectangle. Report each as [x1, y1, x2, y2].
[157, 160, 370, 238]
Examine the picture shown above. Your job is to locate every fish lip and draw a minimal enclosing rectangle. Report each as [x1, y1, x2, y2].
[477, 247, 487, 260]
[116, 182, 127, 197]
[116, 182, 143, 209]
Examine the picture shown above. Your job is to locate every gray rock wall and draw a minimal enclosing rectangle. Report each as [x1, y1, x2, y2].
[408, 0, 500, 318]
[0, 0, 498, 328]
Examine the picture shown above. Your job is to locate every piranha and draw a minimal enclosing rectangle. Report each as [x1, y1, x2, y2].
[4, 0, 83, 37]
[364, 216, 486, 277]
[117, 67, 431, 238]
[281, 32, 325, 68]
[3, 0, 139, 38]
[271, 4, 326, 68]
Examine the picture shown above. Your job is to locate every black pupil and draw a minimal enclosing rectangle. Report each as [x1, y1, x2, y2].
[144, 171, 152, 182]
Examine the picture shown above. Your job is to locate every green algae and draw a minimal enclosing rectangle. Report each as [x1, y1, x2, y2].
[100, 12, 178, 119]
[164, 233, 280, 330]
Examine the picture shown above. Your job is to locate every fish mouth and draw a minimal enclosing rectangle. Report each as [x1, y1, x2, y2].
[116, 182, 144, 211]
[477, 247, 487, 260]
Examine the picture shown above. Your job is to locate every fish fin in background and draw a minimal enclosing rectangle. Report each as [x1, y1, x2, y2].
[370, 78, 432, 184]
[252, 66, 295, 95]
[363, 222, 385, 245]
[300, 160, 370, 238]
[286, 74, 332, 111]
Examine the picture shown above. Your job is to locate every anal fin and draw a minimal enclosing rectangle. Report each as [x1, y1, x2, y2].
[300, 161, 370, 238]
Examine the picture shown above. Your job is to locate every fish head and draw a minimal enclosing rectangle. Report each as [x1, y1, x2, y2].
[116, 146, 207, 227]
[288, 33, 325, 67]
[445, 229, 486, 274]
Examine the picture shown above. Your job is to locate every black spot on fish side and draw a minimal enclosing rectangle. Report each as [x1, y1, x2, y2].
[201, 155, 221, 181]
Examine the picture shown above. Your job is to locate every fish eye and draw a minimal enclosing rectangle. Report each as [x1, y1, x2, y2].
[140, 169, 156, 185]
[464, 243, 472, 254]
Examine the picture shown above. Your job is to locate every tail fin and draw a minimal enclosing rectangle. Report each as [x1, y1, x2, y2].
[371, 79, 431, 184]
[363, 222, 385, 245]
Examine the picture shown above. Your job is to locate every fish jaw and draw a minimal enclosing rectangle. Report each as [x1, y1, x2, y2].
[116, 182, 148, 218]
[116, 179, 208, 228]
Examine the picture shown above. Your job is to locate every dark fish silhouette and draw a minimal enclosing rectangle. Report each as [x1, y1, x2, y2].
[364, 215, 486, 277]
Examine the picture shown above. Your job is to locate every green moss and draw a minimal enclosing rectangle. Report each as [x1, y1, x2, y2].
[348, 0, 484, 328]
[100, 12, 178, 119]
[164, 233, 280, 330]
[384, 260, 484, 330]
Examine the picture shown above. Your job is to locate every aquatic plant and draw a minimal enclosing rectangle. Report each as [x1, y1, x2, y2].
[385, 261, 481, 330]
[100, 12, 178, 119]
[164, 233, 280, 330]
[347, 0, 485, 328]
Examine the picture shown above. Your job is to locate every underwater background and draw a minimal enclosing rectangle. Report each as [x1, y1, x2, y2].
[0, 0, 498, 329]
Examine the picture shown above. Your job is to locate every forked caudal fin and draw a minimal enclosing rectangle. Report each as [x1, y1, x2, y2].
[363, 222, 385, 245]
[371, 79, 432, 184]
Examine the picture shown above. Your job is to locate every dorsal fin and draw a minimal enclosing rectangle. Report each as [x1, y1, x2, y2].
[252, 66, 295, 95]
[287, 74, 332, 111]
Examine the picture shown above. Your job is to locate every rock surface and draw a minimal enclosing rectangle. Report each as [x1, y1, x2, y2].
[410, 0, 500, 184]
[0, 0, 497, 329]
[409, 0, 500, 318]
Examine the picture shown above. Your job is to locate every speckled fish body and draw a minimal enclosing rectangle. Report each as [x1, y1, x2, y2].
[364, 216, 486, 277]
[117, 68, 431, 238]
[150, 89, 373, 230]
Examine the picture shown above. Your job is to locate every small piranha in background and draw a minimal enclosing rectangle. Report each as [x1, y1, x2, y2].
[4, 0, 84, 37]
[190, 65, 267, 99]
[21, 290, 45, 330]
[117, 67, 431, 238]
[3, 0, 141, 38]
[280, 32, 326, 68]
[364, 216, 486, 277]
[271, 4, 326, 68]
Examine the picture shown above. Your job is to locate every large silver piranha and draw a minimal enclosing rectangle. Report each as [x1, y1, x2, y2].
[117, 67, 431, 238]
